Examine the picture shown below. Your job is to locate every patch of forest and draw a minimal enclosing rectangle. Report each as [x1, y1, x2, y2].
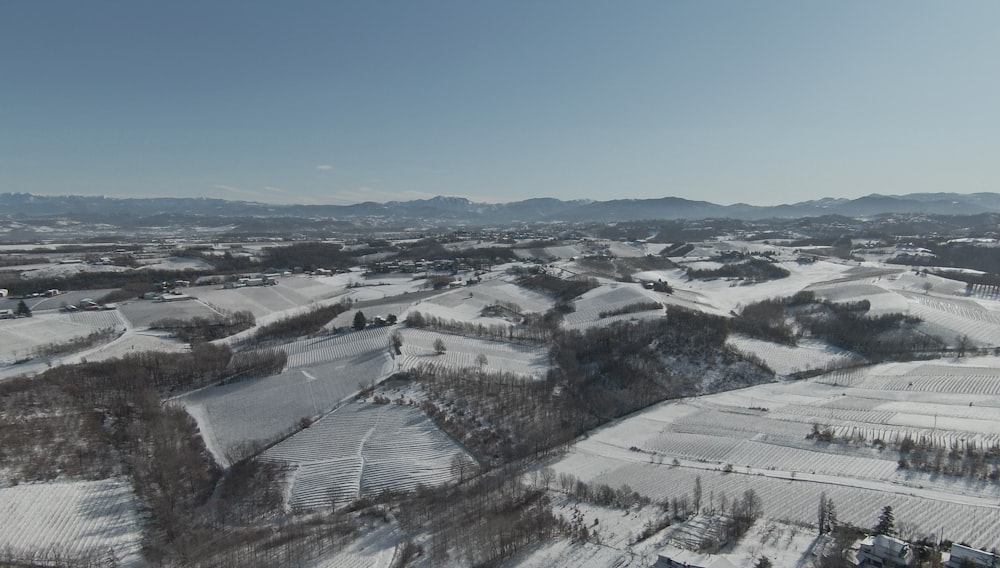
[413, 306, 774, 468]
[889, 240, 1000, 275]
[733, 291, 945, 361]
[809, 425, 1000, 483]
[599, 301, 662, 318]
[686, 257, 790, 282]
[0, 255, 50, 267]
[0, 345, 350, 567]
[243, 301, 351, 345]
[405, 309, 553, 343]
[395, 466, 560, 566]
[512, 267, 599, 302]
[151, 310, 255, 343]
[0, 268, 211, 297]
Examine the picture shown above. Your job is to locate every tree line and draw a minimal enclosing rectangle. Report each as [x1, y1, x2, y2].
[243, 301, 350, 345]
[0, 341, 350, 567]
[734, 291, 946, 361]
[409, 306, 774, 469]
[405, 309, 553, 343]
[687, 257, 790, 282]
[151, 310, 255, 343]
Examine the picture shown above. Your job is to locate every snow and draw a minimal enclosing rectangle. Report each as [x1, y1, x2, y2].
[79, 330, 189, 362]
[727, 335, 859, 375]
[117, 298, 220, 328]
[309, 522, 399, 568]
[184, 274, 354, 322]
[683, 259, 860, 314]
[262, 402, 472, 510]
[420, 279, 555, 319]
[16, 262, 130, 280]
[562, 282, 665, 330]
[15, 241, 1000, 564]
[136, 256, 214, 271]
[0, 478, 143, 567]
[659, 519, 819, 568]
[545, 356, 1000, 549]
[398, 328, 549, 379]
[181, 327, 397, 465]
[0, 310, 126, 366]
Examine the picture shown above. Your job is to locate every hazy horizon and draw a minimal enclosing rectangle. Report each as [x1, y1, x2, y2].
[3, 1, 998, 206]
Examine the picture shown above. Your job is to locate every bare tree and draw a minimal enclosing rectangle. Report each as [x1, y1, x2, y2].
[956, 334, 971, 357]
[693, 476, 702, 513]
[434, 337, 447, 355]
[539, 467, 555, 490]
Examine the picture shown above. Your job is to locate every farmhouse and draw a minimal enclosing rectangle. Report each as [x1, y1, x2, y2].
[856, 534, 913, 568]
[946, 544, 996, 568]
[0, 288, 7, 298]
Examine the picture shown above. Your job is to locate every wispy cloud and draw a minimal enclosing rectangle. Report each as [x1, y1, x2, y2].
[263, 186, 286, 194]
[315, 164, 333, 171]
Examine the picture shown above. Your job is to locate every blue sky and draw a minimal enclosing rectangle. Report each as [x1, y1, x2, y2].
[2, 1, 998, 206]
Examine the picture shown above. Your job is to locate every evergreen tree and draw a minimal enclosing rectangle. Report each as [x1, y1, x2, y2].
[818, 493, 828, 535]
[874, 505, 895, 536]
[352, 310, 366, 331]
[15, 300, 31, 318]
[825, 499, 837, 534]
[390, 331, 403, 355]
[818, 493, 837, 535]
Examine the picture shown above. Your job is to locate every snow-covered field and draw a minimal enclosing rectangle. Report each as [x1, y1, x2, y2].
[80, 330, 189, 362]
[0, 310, 126, 365]
[397, 328, 549, 379]
[118, 298, 221, 328]
[263, 402, 471, 510]
[183, 274, 354, 322]
[513, 244, 585, 260]
[419, 279, 555, 321]
[0, 478, 143, 567]
[727, 335, 860, 375]
[136, 256, 214, 271]
[682, 258, 861, 314]
[805, 270, 1000, 349]
[15, 238, 1000, 565]
[546, 356, 1000, 549]
[562, 283, 665, 330]
[181, 327, 396, 465]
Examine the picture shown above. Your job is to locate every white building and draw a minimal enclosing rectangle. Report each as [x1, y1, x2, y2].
[946, 544, 996, 568]
[856, 534, 912, 568]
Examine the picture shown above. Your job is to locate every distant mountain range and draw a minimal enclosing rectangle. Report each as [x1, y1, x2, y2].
[4, 192, 1000, 226]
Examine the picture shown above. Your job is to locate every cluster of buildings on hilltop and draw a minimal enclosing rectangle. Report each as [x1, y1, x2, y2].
[365, 257, 492, 275]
